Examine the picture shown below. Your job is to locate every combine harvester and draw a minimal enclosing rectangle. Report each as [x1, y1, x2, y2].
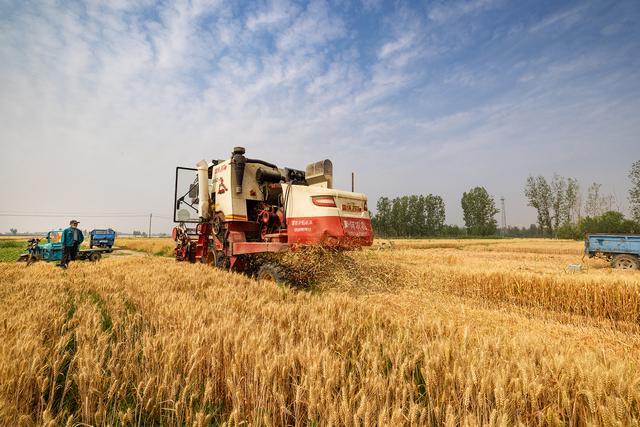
[172, 147, 373, 283]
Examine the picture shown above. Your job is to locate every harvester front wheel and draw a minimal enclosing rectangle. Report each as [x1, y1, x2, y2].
[257, 263, 289, 285]
[205, 249, 228, 269]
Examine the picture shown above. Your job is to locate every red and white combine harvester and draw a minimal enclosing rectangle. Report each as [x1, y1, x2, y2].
[172, 147, 373, 282]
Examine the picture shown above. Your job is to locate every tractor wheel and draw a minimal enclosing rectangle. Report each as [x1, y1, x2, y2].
[257, 263, 289, 285]
[611, 254, 639, 270]
[25, 255, 39, 266]
[89, 252, 102, 262]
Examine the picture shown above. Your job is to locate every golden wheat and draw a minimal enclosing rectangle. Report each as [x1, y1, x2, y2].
[116, 237, 174, 255]
[0, 239, 639, 425]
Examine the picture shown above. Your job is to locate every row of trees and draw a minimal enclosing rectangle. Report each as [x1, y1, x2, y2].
[372, 160, 640, 238]
[372, 195, 446, 237]
[525, 160, 640, 237]
[556, 211, 640, 239]
[371, 187, 501, 238]
[523, 175, 579, 236]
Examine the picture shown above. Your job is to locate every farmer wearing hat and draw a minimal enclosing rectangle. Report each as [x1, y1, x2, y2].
[58, 220, 84, 269]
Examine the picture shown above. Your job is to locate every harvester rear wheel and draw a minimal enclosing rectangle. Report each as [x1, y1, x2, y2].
[257, 263, 289, 285]
[611, 254, 639, 270]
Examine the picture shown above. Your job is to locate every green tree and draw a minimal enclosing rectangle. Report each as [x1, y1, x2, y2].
[585, 182, 606, 217]
[9, 228, 17, 235]
[629, 160, 640, 222]
[550, 174, 567, 234]
[424, 194, 446, 235]
[556, 222, 581, 240]
[524, 176, 552, 236]
[407, 195, 426, 237]
[371, 194, 446, 237]
[390, 196, 409, 236]
[461, 187, 498, 236]
[373, 197, 391, 236]
[441, 224, 466, 237]
[579, 211, 640, 235]
[565, 178, 580, 223]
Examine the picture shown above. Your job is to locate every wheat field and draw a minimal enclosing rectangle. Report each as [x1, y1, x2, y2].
[1, 239, 639, 425]
[116, 237, 175, 256]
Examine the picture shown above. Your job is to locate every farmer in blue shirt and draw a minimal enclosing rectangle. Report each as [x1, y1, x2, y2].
[58, 220, 84, 269]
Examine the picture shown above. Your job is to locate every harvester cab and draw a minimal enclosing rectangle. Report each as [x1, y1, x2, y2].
[172, 147, 373, 279]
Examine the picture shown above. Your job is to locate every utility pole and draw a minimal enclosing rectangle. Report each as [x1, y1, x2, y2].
[500, 197, 507, 237]
[148, 213, 152, 238]
[351, 172, 355, 192]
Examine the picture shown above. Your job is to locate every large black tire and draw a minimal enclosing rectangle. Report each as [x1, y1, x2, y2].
[204, 249, 228, 269]
[256, 263, 289, 285]
[611, 254, 639, 270]
[89, 252, 102, 262]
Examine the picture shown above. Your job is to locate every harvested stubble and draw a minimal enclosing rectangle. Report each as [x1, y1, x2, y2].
[1, 241, 640, 425]
[116, 237, 174, 256]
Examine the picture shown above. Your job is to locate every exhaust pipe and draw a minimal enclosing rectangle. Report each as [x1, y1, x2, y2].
[231, 146, 246, 194]
[196, 159, 211, 220]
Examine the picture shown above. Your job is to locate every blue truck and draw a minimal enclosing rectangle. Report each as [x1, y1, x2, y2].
[585, 234, 640, 270]
[90, 228, 116, 249]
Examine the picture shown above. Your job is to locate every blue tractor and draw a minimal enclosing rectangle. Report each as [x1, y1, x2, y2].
[17, 229, 111, 264]
[90, 228, 116, 249]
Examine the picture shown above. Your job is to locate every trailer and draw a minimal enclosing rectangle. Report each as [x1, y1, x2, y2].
[585, 234, 640, 269]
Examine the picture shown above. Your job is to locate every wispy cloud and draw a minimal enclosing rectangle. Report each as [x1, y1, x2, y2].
[246, 0, 300, 31]
[428, 0, 499, 23]
[528, 4, 586, 33]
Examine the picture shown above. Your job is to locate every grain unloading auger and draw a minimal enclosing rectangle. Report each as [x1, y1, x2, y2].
[172, 147, 374, 282]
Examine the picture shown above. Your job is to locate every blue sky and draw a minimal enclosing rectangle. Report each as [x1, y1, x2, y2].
[1, 0, 639, 233]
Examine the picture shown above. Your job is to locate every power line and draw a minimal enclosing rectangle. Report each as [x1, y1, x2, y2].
[0, 213, 149, 218]
[0, 212, 173, 220]
[0, 209, 147, 213]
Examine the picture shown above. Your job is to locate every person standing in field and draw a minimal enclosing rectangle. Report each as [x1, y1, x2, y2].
[58, 219, 83, 269]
